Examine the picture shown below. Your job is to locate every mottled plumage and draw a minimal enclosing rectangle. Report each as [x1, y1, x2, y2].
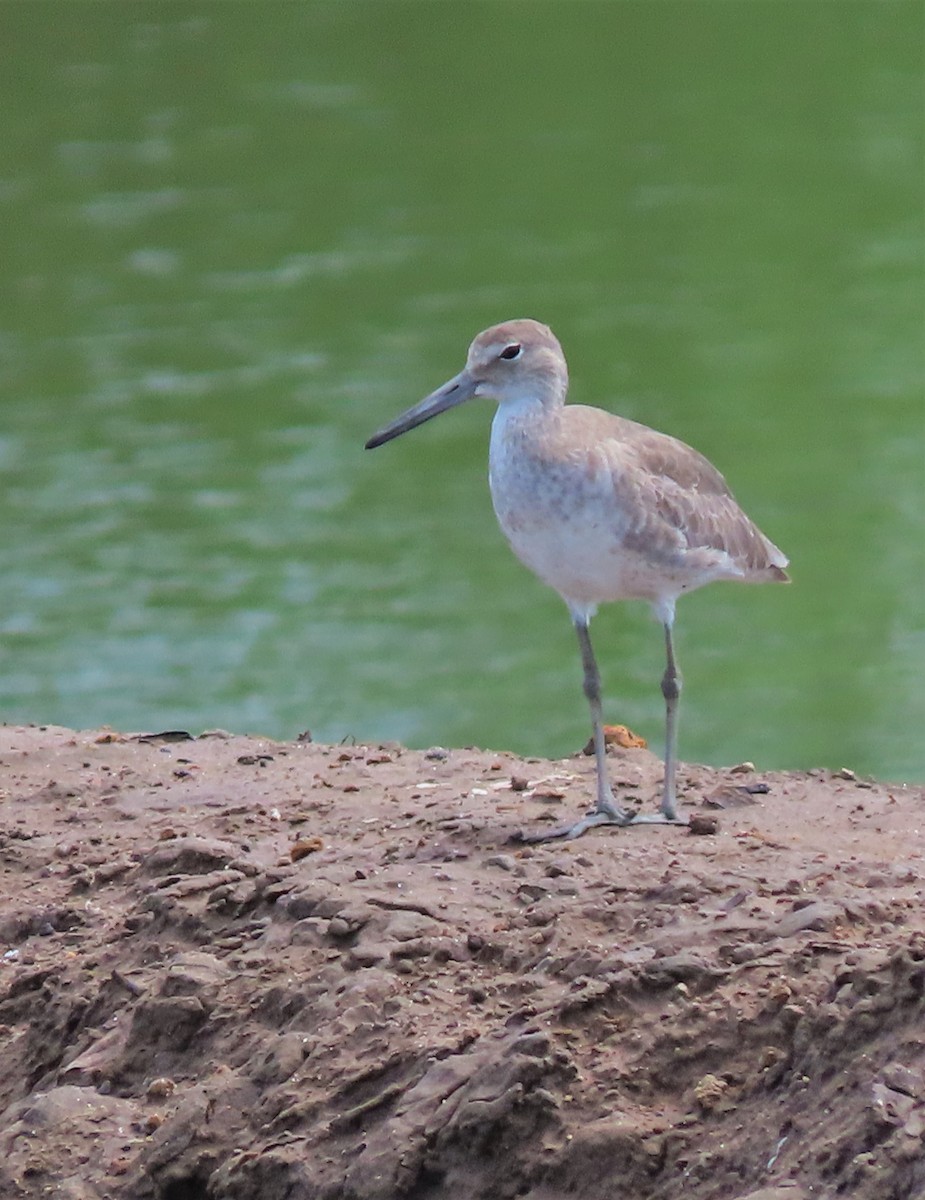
[366, 319, 789, 839]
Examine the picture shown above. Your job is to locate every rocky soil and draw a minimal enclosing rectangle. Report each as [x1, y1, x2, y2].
[0, 723, 924, 1200]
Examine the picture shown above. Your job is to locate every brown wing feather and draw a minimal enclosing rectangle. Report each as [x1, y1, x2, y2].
[583, 411, 789, 580]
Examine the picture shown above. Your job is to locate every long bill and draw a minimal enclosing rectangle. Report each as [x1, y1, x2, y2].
[365, 370, 478, 449]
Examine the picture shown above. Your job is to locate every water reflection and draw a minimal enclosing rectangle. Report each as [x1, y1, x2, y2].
[0, 2, 921, 782]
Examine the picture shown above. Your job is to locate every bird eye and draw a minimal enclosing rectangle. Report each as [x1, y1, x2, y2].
[499, 343, 522, 361]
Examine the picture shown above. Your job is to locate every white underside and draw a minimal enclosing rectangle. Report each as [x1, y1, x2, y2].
[491, 519, 744, 627]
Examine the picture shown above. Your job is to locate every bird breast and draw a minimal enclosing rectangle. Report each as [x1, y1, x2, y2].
[488, 402, 677, 606]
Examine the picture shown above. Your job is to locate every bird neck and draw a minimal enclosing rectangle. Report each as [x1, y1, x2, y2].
[489, 387, 568, 469]
[494, 379, 566, 427]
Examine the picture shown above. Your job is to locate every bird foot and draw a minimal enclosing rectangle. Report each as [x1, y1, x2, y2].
[511, 806, 687, 844]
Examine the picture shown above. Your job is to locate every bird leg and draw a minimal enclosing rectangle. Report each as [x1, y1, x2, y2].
[574, 616, 633, 824]
[660, 620, 682, 820]
[515, 615, 685, 843]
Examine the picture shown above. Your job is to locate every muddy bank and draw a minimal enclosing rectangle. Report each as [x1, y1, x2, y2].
[0, 723, 923, 1199]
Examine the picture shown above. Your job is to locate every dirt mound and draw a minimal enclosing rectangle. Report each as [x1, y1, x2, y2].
[0, 724, 923, 1199]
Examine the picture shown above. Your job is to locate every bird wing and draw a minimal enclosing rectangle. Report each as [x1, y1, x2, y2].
[598, 415, 789, 579]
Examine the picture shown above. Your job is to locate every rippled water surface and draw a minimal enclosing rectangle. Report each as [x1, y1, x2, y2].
[0, 2, 922, 781]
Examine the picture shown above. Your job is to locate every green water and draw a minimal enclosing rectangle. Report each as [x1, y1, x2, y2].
[0, 2, 922, 781]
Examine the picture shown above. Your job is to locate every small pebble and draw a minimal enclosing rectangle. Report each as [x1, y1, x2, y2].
[688, 814, 720, 836]
[290, 837, 323, 862]
[146, 1078, 175, 1100]
[485, 854, 516, 871]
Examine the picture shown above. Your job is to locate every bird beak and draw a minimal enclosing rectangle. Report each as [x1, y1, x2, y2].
[365, 370, 478, 449]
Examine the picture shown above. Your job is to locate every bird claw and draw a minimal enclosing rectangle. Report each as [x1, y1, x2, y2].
[511, 806, 687, 844]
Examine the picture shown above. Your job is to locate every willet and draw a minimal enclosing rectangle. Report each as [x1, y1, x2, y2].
[366, 320, 789, 840]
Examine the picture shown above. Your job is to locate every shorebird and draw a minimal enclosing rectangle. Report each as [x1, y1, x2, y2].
[366, 320, 789, 840]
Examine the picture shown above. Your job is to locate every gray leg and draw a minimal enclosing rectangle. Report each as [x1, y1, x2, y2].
[660, 620, 682, 820]
[514, 615, 684, 844]
[575, 617, 633, 823]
